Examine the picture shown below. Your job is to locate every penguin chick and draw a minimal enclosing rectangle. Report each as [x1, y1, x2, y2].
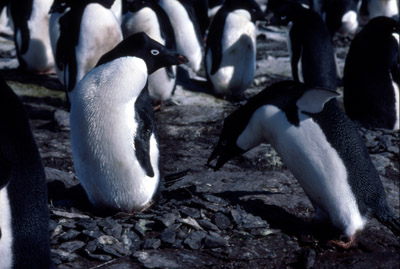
[205, 0, 266, 98]
[0, 76, 52, 268]
[343, 16, 399, 130]
[266, 0, 338, 90]
[208, 80, 400, 242]
[70, 32, 188, 213]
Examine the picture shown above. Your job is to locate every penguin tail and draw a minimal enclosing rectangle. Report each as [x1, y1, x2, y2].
[375, 207, 400, 237]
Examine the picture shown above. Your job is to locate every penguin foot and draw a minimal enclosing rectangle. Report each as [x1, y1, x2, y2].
[328, 235, 357, 249]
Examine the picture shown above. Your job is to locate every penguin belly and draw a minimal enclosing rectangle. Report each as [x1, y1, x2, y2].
[69, 4, 123, 99]
[159, 0, 202, 72]
[238, 105, 367, 237]
[368, 0, 398, 19]
[207, 10, 256, 96]
[17, 0, 54, 72]
[70, 58, 160, 212]
[0, 188, 13, 268]
[122, 8, 176, 103]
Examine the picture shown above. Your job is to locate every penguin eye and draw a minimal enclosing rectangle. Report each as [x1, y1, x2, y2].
[221, 140, 227, 147]
[281, 15, 286, 20]
[151, 49, 160, 56]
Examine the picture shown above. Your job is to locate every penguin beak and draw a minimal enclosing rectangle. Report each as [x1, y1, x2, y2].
[176, 54, 189, 65]
[207, 141, 245, 171]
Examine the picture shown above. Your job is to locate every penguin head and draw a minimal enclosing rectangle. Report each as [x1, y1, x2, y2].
[208, 81, 339, 170]
[49, 0, 116, 13]
[363, 16, 400, 36]
[265, 0, 300, 26]
[225, 0, 267, 22]
[125, 0, 152, 12]
[96, 32, 188, 74]
[49, 0, 69, 13]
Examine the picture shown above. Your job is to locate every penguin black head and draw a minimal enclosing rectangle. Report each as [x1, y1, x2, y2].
[96, 32, 188, 74]
[125, 0, 153, 12]
[224, 0, 267, 22]
[363, 16, 400, 36]
[265, 0, 301, 26]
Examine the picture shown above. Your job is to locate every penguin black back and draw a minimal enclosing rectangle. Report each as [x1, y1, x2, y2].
[96, 32, 188, 74]
[343, 16, 400, 129]
[0, 76, 51, 268]
[266, 0, 338, 90]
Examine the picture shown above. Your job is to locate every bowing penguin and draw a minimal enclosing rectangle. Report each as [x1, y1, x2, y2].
[208, 80, 400, 247]
[310, 0, 360, 36]
[49, 0, 123, 101]
[205, 0, 266, 98]
[158, 0, 203, 72]
[70, 32, 188, 213]
[0, 77, 51, 268]
[122, 0, 178, 104]
[343, 16, 399, 130]
[8, 0, 54, 72]
[266, 0, 338, 90]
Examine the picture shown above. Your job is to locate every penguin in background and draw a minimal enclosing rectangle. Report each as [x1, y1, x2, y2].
[122, 0, 178, 105]
[208, 80, 400, 247]
[157, 0, 203, 73]
[343, 16, 399, 130]
[265, 0, 338, 90]
[70, 32, 188, 213]
[7, 0, 54, 72]
[310, 0, 360, 37]
[111, 0, 123, 23]
[49, 0, 123, 102]
[205, 0, 267, 98]
[362, 0, 399, 20]
[0, 76, 52, 268]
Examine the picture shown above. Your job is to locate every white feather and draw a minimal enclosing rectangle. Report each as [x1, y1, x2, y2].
[0, 187, 13, 269]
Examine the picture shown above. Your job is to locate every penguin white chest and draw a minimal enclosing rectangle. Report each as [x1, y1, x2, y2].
[122, 8, 163, 43]
[159, 0, 202, 71]
[237, 105, 366, 236]
[207, 10, 256, 95]
[70, 58, 159, 212]
[0, 187, 13, 269]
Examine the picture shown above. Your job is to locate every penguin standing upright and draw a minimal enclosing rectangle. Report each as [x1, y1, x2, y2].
[363, 0, 399, 19]
[208, 80, 400, 246]
[205, 0, 266, 98]
[70, 32, 188, 213]
[122, 0, 178, 104]
[158, 0, 203, 72]
[343, 16, 399, 130]
[266, 0, 338, 90]
[8, 0, 54, 72]
[310, 0, 360, 36]
[0, 77, 51, 268]
[49, 0, 123, 101]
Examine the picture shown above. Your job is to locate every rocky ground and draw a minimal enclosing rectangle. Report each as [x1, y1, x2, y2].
[0, 22, 399, 268]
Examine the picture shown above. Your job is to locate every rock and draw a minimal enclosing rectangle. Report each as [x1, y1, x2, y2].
[60, 229, 81, 241]
[45, 167, 77, 188]
[97, 235, 119, 245]
[181, 206, 201, 218]
[213, 212, 231, 230]
[183, 231, 207, 250]
[143, 238, 161, 250]
[121, 230, 141, 252]
[178, 217, 204, 230]
[86, 253, 113, 262]
[84, 240, 98, 254]
[102, 243, 132, 257]
[156, 212, 179, 228]
[198, 219, 220, 232]
[54, 109, 70, 130]
[204, 232, 229, 249]
[160, 230, 176, 245]
[52, 210, 90, 220]
[133, 251, 181, 268]
[58, 240, 86, 253]
[82, 229, 105, 239]
[51, 249, 79, 263]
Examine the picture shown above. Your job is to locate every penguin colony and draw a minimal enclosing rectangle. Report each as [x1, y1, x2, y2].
[0, 0, 399, 266]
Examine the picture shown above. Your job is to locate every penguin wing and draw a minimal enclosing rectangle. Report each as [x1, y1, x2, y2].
[134, 86, 156, 178]
[289, 29, 302, 83]
[207, 7, 228, 75]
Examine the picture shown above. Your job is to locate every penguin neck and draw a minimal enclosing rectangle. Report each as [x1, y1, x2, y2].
[236, 105, 268, 152]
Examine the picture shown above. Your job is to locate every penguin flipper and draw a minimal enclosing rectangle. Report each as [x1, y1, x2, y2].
[376, 207, 400, 237]
[166, 66, 175, 79]
[207, 7, 227, 75]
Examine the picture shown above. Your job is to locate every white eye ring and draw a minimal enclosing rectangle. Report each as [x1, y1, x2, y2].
[281, 16, 286, 20]
[151, 49, 159, 55]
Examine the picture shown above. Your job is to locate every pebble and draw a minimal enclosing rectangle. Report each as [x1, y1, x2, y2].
[183, 231, 207, 250]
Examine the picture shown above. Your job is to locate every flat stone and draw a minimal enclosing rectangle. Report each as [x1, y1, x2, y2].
[213, 212, 231, 230]
[58, 240, 86, 253]
[86, 253, 113, 262]
[97, 235, 119, 245]
[204, 233, 229, 249]
[198, 219, 220, 232]
[51, 249, 79, 263]
[121, 230, 141, 252]
[183, 231, 207, 250]
[133, 251, 181, 268]
[59, 229, 80, 241]
[143, 238, 161, 250]
[52, 210, 90, 220]
[160, 230, 176, 245]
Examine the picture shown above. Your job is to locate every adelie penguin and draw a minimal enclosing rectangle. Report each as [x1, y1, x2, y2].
[265, 0, 338, 90]
[158, 0, 203, 72]
[362, 0, 399, 20]
[205, 0, 266, 98]
[70, 32, 188, 213]
[49, 0, 123, 102]
[310, 0, 360, 36]
[122, 0, 178, 105]
[208, 80, 400, 247]
[7, 0, 54, 72]
[343, 16, 399, 130]
[0, 77, 52, 267]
